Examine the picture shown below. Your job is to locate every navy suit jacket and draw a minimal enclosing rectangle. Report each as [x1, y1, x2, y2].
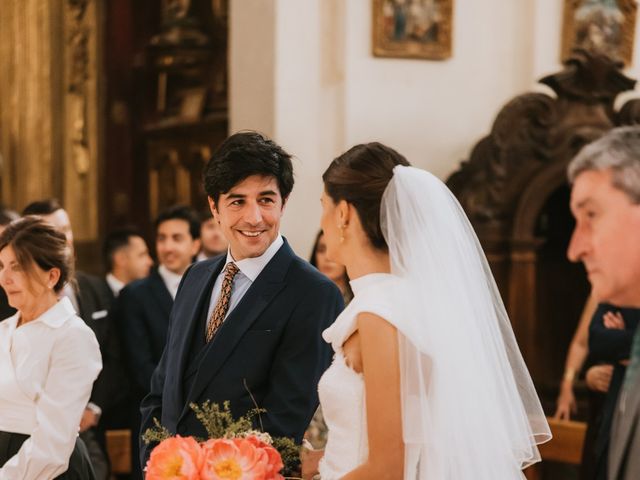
[139, 240, 342, 467]
[117, 268, 174, 394]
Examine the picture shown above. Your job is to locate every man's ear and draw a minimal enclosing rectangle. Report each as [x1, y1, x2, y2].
[281, 195, 289, 212]
[191, 238, 202, 257]
[208, 196, 219, 220]
[113, 249, 127, 269]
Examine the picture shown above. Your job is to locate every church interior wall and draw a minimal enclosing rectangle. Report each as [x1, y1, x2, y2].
[231, 0, 640, 256]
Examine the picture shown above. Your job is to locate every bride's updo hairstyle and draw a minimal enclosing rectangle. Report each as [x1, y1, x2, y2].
[322, 142, 410, 250]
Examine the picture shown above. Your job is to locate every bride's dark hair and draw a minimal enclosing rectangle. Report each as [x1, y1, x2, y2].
[322, 142, 410, 250]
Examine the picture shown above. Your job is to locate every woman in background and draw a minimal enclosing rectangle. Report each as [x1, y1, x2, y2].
[310, 230, 353, 305]
[0, 217, 102, 480]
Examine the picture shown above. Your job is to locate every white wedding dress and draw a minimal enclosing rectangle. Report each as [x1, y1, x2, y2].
[317, 273, 394, 479]
[316, 166, 550, 479]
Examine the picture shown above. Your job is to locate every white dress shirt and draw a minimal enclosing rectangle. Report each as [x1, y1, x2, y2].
[158, 264, 184, 300]
[0, 297, 102, 480]
[206, 235, 283, 327]
[105, 273, 125, 298]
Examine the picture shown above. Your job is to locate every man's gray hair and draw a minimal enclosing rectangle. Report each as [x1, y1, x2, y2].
[568, 126, 640, 204]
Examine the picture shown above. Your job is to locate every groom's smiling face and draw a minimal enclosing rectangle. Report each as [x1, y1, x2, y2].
[209, 174, 286, 261]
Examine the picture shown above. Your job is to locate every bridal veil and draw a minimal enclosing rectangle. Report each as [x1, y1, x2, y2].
[380, 166, 551, 479]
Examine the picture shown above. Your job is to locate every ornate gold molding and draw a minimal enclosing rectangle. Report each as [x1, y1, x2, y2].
[63, 0, 101, 241]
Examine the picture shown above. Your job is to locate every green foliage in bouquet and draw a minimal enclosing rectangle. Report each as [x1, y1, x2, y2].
[191, 400, 263, 440]
[141, 417, 171, 444]
[271, 436, 300, 475]
[142, 400, 301, 476]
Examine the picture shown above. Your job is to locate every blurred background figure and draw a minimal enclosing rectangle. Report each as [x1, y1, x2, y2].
[0, 217, 101, 479]
[309, 231, 353, 305]
[0, 206, 19, 321]
[100, 227, 153, 471]
[116, 205, 200, 479]
[0, 206, 19, 235]
[555, 294, 640, 480]
[197, 210, 228, 260]
[103, 228, 153, 298]
[582, 304, 640, 480]
[555, 294, 597, 422]
[22, 199, 119, 480]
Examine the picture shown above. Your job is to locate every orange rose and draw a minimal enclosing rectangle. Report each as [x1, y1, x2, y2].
[201, 437, 285, 480]
[244, 436, 284, 479]
[145, 435, 204, 480]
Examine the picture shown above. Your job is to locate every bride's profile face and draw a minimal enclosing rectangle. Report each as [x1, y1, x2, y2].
[320, 190, 343, 264]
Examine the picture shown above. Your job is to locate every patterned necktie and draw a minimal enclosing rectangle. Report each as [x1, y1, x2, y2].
[206, 262, 239, 343]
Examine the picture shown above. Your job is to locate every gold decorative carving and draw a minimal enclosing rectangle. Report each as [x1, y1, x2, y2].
[0, 0, 101, 267]
[62, 0, 100, 242]
[66, 0, 90, 177]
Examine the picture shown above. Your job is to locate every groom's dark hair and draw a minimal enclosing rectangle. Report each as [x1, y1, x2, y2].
[323, 142, 410, 251]
[203, 131, 294, 204]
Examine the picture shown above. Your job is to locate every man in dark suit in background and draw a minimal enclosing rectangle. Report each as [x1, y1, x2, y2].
[196, 209, 228, 261]
[22, 199, 121, 480]
[140, 132, 343, 470]
[103, 227, 153, 299]
[117, 206, 200, 478]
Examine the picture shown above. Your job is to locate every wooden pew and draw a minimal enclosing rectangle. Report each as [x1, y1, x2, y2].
[106, 429, 131, 476]
[525, 418, 587, 480]
[107, 418, 587, 479]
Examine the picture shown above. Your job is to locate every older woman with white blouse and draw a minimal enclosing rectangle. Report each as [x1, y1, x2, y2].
[0, 217, 102, 480]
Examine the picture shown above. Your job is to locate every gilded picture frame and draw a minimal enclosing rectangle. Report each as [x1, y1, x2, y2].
[561, 0, 637, 65]
[372, 0, 454, 60]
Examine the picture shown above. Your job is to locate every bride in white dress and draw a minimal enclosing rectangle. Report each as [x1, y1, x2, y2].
[316, 143, 551, 479]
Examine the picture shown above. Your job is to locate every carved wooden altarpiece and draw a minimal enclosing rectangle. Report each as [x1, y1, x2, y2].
[103, 0, 228, 242]
[447, 50, 640, 406]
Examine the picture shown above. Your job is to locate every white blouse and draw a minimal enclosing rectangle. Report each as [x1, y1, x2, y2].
[0, 297, 102, 480]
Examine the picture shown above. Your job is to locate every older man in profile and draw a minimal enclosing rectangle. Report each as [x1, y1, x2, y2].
[567, 126, 640, 480]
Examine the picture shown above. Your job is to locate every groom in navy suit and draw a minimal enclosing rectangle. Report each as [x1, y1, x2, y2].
[140, 131, 343, 469]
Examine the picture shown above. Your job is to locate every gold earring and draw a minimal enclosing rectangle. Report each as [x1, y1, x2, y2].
[339, 224, 346, 243]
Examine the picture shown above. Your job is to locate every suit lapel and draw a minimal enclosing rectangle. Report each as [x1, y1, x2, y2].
[180, 242, 294, 419]
[174, 258, 225, 407]
[74, 275, 90, 321]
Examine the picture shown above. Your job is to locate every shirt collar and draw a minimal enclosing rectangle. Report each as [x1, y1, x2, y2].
[158, 264, 184, 299]
[28, 296, 77, 329]
[225, 235, 283, 282]
[105, 273, 125, 297]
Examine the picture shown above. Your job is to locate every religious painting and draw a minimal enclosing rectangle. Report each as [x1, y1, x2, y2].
[372, 0, 453, 60]
[561, 0, 637, 65]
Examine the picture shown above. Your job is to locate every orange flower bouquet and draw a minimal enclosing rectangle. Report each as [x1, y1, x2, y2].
[143, 401, 299, 480]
